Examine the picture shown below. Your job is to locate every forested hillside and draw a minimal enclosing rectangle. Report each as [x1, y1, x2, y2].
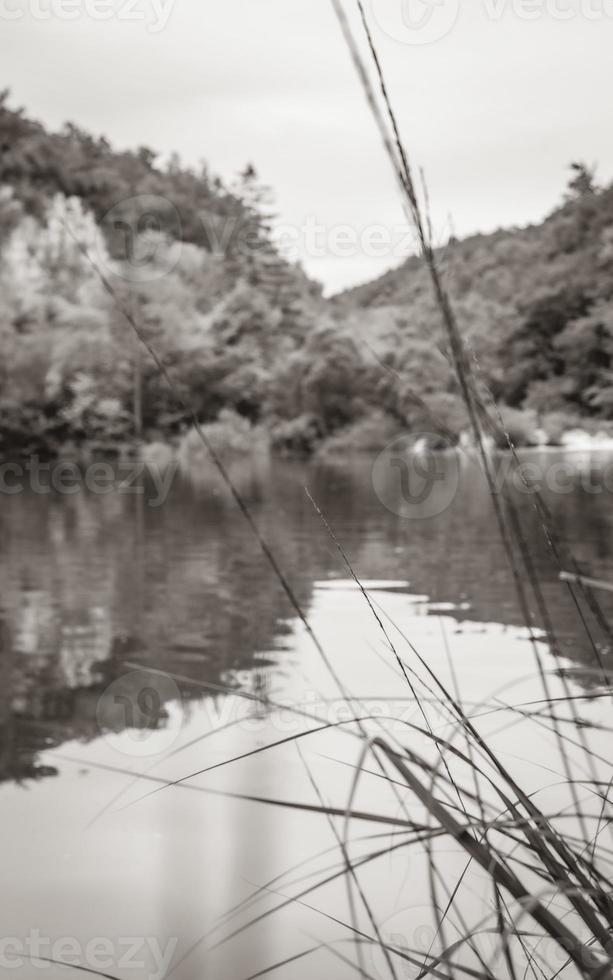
[336, 163, 613, 446]
[1, 89, 613, 458]
[0, 92, 332, 456]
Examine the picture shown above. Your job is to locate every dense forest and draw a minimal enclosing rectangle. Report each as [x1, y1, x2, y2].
[1, 90, 613, 459]
[336, 162, 613, 448]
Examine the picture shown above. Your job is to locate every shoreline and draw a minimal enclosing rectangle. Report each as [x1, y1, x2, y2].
[4, 431, 613, 464]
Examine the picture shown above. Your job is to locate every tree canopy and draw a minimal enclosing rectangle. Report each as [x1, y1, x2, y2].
[1, 92, 612, 457]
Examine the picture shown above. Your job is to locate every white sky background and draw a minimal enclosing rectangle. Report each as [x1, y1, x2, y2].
[1, 0, 612, 293]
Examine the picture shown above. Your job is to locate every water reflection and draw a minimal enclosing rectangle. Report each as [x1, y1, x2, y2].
[0, 449, 612, 784]
[0, 461, 308, 782]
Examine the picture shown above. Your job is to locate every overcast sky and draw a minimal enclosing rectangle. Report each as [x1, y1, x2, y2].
[1, 0, 612, 293]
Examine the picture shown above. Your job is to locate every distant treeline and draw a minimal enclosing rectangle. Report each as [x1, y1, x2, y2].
[336, 162, 613, 448]
[1, 90, 612, 458]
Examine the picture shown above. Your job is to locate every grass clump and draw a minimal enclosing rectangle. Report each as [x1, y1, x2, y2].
[178, 410, 269, 469]
[315, 411, 403, 457]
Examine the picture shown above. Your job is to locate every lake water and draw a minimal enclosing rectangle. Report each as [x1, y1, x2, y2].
[1, 449, 612, 980]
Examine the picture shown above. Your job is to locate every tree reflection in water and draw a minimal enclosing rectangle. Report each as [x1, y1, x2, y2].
[1, 450, 612, 783]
